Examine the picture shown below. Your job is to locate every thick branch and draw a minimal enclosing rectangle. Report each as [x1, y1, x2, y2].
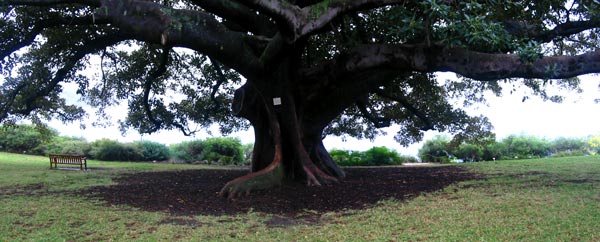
[187, 0, 276, 37]
[506, 18, 600, 43]
[98, 0, 263, 78]
[435, 48, 600, 81]
[374, 89, 433, 130]
[1, 15, 109, 60]
[356, 97, 390, 128]
[326, 44, 600, 81]
[297, 0, 408, 39]
[236, 0, 407, 41]
[141, 48, 170, 133]
[2, 34, 127, 120]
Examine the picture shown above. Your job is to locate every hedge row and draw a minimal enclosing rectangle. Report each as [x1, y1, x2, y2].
[419, 134, 600, 163]
[330, 146, 417, 166]
[0, 124, 246, 164]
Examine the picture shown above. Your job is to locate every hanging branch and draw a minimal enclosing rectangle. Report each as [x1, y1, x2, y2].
[142, 47, 170, 133]
[355, 97, 391, 128]
[209, 57, 227, 104]
[374, 88, 434, 130]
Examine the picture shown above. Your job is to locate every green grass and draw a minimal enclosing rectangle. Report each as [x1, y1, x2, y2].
[1, 152, 599, 241]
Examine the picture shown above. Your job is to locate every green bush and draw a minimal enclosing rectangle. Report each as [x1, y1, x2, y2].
[169, 140, 205, 163]
[330, 147, 408, 166]
[133, 141, 170, 161]
[418, 135, 451, 162]
[46, 137, 91, 156]
[363, 146, 403, 166]
[330, 149, 364, 166]
[242, 144, 254, 165]
[0, 124, 58, 155]
[202, 137, 244, 165]
[455, 143, 483, 162]
[169, 138, 244, 165]
[90, 139, 143, 161]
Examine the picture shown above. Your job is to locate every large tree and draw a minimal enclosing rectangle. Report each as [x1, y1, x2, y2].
[1, 0, 599, 197]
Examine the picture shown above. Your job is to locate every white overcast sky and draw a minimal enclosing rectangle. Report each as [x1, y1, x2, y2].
[36, 72, 600, 157]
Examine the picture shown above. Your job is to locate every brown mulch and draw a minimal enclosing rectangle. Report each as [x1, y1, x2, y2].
[83, 165, 477, 216]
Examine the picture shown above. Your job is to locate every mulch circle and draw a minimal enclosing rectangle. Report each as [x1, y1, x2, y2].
[83, 165, 477, 217]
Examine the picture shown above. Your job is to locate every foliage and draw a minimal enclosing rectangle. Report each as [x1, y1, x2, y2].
[418, 135, 452, 163]
[45, 136, 91, 156]
[90, 139, 143, 161]
[169, 137, 244, 165]
[588, 135, 600, 155]
[330, 147, 413, 166]
[133, 141, 170, 161]
[0, 124, 58, 155]
[3, 0, 598, 155]
[424, 134, 594, 162]
[454, 143, 483, 162]
[170, 140, 205, 163]
[329, 149, 364, 166]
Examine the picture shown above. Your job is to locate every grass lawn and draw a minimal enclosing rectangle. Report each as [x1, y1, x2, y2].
[1, 152, 599, 241]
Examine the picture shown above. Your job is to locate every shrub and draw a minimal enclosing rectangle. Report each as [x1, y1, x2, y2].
[331, 148, 408, 166]
[90, 139, 143, 161]
[169, 138, 244, 165]
[169, 140, 205, 163]
[455, 143, 483, 162]
[202, 137, 244, 165]
[46, 137, 91, 156]
[242, 143, 254, 165]
[133, 141, 170, 161]
[418, 135, 451, 162]
[0, 124, 58, 155]
[363, 146, 403, 166]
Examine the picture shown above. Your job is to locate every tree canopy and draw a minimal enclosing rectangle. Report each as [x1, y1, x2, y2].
[2, 0, 600, 197]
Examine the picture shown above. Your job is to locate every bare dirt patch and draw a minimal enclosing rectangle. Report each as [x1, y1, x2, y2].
[83, 165, 476, 217]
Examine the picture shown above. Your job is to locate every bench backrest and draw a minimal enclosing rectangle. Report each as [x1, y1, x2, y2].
[49, 154, 87, 164]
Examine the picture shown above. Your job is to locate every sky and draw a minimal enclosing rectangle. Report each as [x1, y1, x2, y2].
[42, 73, 600, 157]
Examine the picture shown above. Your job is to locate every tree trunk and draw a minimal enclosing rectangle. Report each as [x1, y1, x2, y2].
[220, 78, 345, 198]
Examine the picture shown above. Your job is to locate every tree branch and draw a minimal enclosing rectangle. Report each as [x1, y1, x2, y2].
[187, 0, 276, 37]
[1, 15, 109, 60]
[141, 47, 170, 133]
[236, 0, 408, 41]
[209, 57, 227, 104]
[374, 88, 433, 130]
[330, 44, 600, 81]
[355, 97, 390, 128]
[507, 18, 600, 43]
[98, 0, 263, 79]
[1, 33, 128, 121]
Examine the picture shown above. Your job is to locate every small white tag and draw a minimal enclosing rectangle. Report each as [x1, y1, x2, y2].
[273, 97, 282, 106]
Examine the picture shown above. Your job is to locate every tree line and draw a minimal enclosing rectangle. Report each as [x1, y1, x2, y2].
[419, 135, 600, 163]
[2, 124, 600, 165]
[0, 124, 248, 165]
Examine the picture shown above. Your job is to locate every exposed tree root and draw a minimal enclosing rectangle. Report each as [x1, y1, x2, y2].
[218, 160, 285, 199]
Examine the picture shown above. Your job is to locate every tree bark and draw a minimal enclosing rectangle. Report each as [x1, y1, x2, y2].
[220, 72, 344, 198]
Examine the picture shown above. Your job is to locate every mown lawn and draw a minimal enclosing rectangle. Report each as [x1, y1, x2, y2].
[1, 152, 599, 241]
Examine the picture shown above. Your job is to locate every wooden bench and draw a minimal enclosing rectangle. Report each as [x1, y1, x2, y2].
[49, 154, 87, 171]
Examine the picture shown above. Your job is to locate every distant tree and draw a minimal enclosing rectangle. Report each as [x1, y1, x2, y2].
[419, 135, 451, 163]
[3, 1, 600, 197]
[548, 137, 586, 156]
[588, 135, 600, 155]
[455, 143, 483, 162]
[90, 139, 143, 161]
[0, 124, 57, 154]
[134, 141, 170, 161]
